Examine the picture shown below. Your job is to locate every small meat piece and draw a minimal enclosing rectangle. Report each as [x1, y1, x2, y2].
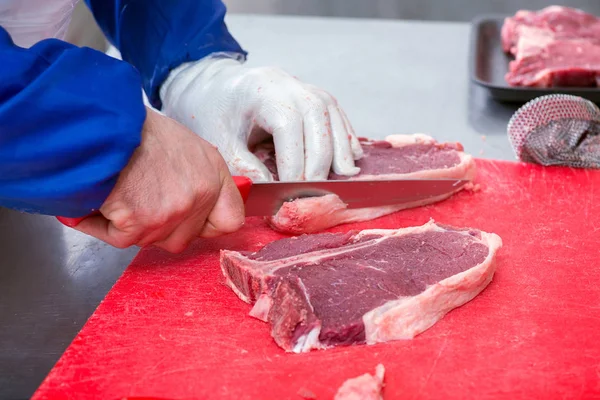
[334, 364, 386, 400]
[256, 134, 476, 235]
[297, 387, 317, 399]
[220, 220, 502, 353]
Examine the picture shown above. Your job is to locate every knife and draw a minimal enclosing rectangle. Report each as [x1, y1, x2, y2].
[56, 175, 469, 227]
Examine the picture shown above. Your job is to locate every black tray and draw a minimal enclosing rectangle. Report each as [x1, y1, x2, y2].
[469, 15, 600, 104]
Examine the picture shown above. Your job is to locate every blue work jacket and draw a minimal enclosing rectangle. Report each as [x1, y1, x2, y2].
[0, 0, 245, 217]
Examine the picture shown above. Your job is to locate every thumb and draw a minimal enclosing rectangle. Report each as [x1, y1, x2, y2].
[200, 174, 246, 238]
[224, 147, 275, 182]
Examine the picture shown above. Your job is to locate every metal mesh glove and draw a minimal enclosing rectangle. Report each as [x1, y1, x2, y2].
[507, 94, 600, 168]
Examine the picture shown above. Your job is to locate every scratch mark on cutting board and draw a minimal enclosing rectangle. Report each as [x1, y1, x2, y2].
[150, 365, 204, 380]
[129, 355, 168, 394]
[413, 336, 449, 399]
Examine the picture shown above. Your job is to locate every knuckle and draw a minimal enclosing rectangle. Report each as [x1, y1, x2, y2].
[143, 211, 170, 230]
[305, 85, 336, 106]
[321, 89, 338, 105]
[174, 196, 195, 215]
[156, 194, 198, 225]
[162, 241, 188, 254]
[246, 66, 281, 83]
[216, 214, 245, 235]
[303, 92, 321, 105]
[111, 236, 136, 249]
[269, 109, 302, 132]
[195, 183, 220, 208]
[102, 206, 133, 229]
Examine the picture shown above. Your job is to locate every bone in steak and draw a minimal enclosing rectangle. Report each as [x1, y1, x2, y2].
[502, 6, 600, 87]
[220, 220, 502, 353]
[254, 134, 476, 234]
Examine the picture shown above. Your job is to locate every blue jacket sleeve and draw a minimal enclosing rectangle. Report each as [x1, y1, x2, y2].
[0, 27, 146, 217]
[84, 0, 247, 109]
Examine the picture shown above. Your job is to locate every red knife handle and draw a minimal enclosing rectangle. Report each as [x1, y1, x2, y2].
[56, 176, 254, 228]
[232, 175, 253, 203]
[56, 212, 100, 228]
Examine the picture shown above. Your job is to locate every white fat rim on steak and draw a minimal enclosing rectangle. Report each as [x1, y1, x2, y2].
[362, 229, 502, 345]
[382, 133, 436, 147]
[348, 134, 476, 182]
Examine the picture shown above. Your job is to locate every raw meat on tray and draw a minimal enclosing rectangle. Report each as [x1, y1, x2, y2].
[254, 134, 476, 234]
[501, 6, 600, 55]
[502, 6, 600, 87]
[220, 220, 502, 353]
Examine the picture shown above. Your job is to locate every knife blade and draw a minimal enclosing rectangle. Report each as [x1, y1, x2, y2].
[241, 176, 470, 217]
[56, 175, 469, 227]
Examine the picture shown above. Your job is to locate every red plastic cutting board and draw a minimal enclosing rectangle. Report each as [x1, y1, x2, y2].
[33, 159, 600, 400]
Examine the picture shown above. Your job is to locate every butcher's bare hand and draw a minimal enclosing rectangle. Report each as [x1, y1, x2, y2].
[74, 107, 246, 253]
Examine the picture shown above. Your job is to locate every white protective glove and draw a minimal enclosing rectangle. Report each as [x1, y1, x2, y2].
[0, 0, 77, 48]
[159, 53, 364, 182]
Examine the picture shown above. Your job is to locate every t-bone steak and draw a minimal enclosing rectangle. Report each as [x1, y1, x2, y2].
[254, 134, 476, 234]
[502, 6, 600, 87]
[220, 220, 502, 353]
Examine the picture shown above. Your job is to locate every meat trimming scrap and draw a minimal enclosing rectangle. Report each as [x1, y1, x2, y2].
[334, 364, 386, 400]
[220, 220, 503, 353]
[254, 133, 476, 235]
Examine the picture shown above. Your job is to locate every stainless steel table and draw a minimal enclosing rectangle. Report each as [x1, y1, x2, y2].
[224, 0, 600, 22]
[0, 13, 539, 399]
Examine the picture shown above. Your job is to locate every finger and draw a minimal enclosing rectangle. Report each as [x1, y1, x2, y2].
[74, 214, 141, 249]
[302, 102, 334, 180]
[201, 173, 246, 236]
[222, 144, 275, 182]
[152, 220, 204, 253]
[155, 173, 245, 253]
[305, 84, 364, 162]
[135, 217, 183, 248]
[338, 107, 364, 160]
[328, 105, 360, 176]
[151, 203, 211, 253]
[257, 108, 305, 181]
[197, 220, 234, 239]
[151, 191, 215, 253]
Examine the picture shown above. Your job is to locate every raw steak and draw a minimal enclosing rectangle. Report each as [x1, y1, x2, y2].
[334, 365, 385, 400]
[502, 7, 600, 87]
[255, 134, 476, 234]
[220, 220, 502, 353]
[505, 26, 600, 87]
[501, 6, 600, 55]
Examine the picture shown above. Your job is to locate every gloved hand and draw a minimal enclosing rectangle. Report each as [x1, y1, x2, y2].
[159, 54, 364, 182]
[0, 0, 77, 48]
[74, 107, 246, 253]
